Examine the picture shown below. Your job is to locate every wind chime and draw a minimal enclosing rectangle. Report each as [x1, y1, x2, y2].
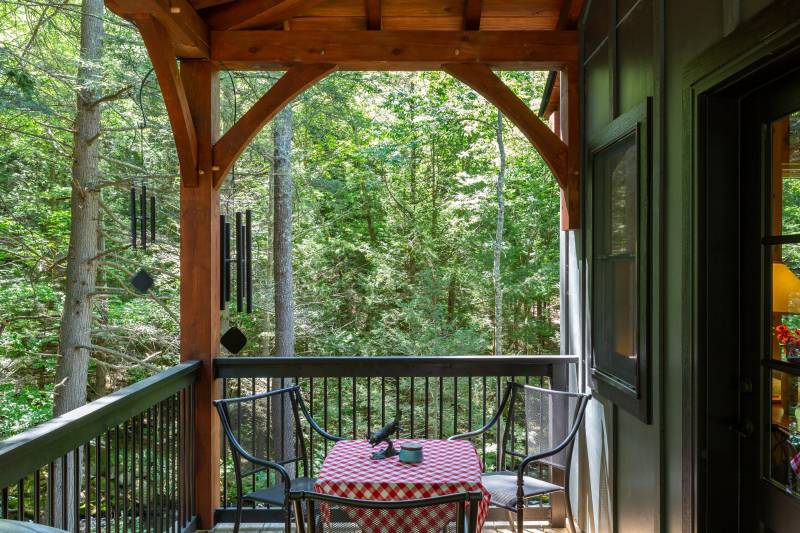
[130, 68, 158, 295]
[219, 70, 255, 355]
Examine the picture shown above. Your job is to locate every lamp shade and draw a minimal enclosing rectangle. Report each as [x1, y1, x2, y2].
[773, 262, 800, 313]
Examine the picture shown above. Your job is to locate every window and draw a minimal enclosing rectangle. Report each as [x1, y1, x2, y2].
[588, 100, 650, 423]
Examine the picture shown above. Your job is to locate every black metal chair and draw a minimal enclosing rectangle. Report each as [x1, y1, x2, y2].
[449, 382, 590, 533]
[214, 385, 342, 533]
[289, 490, 483, 533]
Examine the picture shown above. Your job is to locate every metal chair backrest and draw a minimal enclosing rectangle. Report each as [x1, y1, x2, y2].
[215, 385, 309, 482]
[290, 490, 483, 533]
[499, 382, 590, 472]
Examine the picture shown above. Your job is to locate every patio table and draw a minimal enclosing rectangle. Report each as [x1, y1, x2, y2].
[314, 439, 491, 532]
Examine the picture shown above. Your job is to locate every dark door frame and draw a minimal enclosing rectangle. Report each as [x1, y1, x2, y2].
[684, 1, 800, 531]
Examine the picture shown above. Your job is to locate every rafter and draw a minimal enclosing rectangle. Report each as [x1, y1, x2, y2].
[134, 15, 199, 186]
[205, 0, 328, 30]
[212, 63, 337, 187]
[211, 30, 577, 70]
[463, 0, 482, 30]
[365, 0, 382, 30]
[107, 0, 208, 57]
[444, 63, 568, 189]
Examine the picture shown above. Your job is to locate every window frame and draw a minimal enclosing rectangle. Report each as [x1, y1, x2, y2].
[586, 98, 652, 423]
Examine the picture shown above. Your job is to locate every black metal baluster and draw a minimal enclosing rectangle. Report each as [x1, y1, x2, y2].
[467, 377, 473, 438]
[424, 377, 429, 439]
[337, 377, 343, 439]
[114, 427, 120, 533]
[219, 216, 226, 310]
[34, 469, 41, 524]
[224, 222, 232, 304]
[322, 377, 328, 456]
[438, 377, 444, 439]
[366, 378, 371, 438]
[351, 377, 357, 439]
[147, 408, 153, 532]
[1, 487, 7, 520]
[221, 380, 228, 509]
[178, 392, 184, 529]
[105, 431, 111, 533]
[48, 462, 55, 526]
[306, 378, 312, 477]
[17, 478, 24, 521]
[380, 378, 386, 427]
[409, 377, 415, 438]
[138, 413, 144, 533]
[481, 377, 487, 465]
[394, 377, 400, 434]
[85, 442, 91, 533]
[251, 377, 256, 494]
[62, 454, 69, 529]
[453, 377, 458, 436]
[73, 449, 81, 533]
[150, 196, 155, 243]
[159, 401, 165, 533]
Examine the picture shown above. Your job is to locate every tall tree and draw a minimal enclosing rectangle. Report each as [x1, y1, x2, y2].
[493, 111, 506, 356]
[51, 0, 104, 527]
[272, 104, 294, 460]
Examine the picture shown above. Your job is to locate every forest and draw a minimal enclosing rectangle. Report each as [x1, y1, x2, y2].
[0, 1, 561, 439]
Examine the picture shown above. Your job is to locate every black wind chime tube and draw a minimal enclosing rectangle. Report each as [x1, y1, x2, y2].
[224, 220, 232, 304]
[235, 211, 244, 312]
[245, 210, 253, 314]
[130, 188, 137, 248]
[140, 184, 147, 251]
[150, 195, 156, 243]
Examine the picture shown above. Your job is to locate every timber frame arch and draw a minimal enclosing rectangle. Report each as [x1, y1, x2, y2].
[106, 1, 584, 528]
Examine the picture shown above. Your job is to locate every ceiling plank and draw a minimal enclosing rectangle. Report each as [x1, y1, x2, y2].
[211, 30, 577, 70]
[444, 62, 568, 189]
[134, 15, 199, 186]
[212, 63, 337, 187]
[107, 0, 208, 57]
[365, 0, 382, 30]
[463, 0, 482, 30]
[205, 0, 328, 30]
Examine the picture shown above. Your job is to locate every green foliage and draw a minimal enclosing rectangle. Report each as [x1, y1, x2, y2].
[0, 4, 562, 436]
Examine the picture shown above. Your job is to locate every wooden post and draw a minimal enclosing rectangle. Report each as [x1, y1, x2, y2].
[559, 63, 580, 231]
[179, 59, 221, 530]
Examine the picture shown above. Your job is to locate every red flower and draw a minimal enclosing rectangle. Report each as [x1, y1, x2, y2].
[776, 324, 789, 334]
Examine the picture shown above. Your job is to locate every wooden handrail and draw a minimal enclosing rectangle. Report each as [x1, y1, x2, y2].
[215, 355, 578, 378]
[0, 360, 200, 489]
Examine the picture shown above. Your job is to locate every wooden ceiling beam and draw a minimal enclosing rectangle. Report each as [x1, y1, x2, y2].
[205, 0, 328, 31]
[463, 0, 482, 31]
[107, 0, 209, 57]
[134, 15, 199, 186]
[444, 63, 568, 189]
[212, 63, 337, 187]
[211, 30, 577, 70]
[365, 0, 382, 30]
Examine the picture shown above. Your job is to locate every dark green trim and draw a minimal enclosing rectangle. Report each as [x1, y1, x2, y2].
[0, 361, 200, 489]
[682, 2, 800, 531]
[214, 355, 577, 379]
[539, 71, 557, 118]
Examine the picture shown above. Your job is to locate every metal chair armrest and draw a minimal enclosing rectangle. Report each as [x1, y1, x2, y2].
[295, 392, 344, 442]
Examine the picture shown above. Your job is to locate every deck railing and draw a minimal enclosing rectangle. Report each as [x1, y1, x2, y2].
[0, 361, 199, 533]
[214, 355, 577, 522]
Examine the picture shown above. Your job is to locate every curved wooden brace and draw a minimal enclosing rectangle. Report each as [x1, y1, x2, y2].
[444, 63, 569, 189]
[212, 63, 337, 188]
[135, 15, 199, 186]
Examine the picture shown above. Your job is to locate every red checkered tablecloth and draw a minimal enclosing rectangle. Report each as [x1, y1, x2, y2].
[314, 439, 490, 532]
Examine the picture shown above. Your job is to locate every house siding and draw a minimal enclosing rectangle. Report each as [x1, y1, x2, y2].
[568, 1, 778, 531]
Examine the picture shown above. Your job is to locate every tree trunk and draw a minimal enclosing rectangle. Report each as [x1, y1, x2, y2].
[272, 105, 294, 464]
[53, 0, 104, 528]
[493, 111, 506, 356]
